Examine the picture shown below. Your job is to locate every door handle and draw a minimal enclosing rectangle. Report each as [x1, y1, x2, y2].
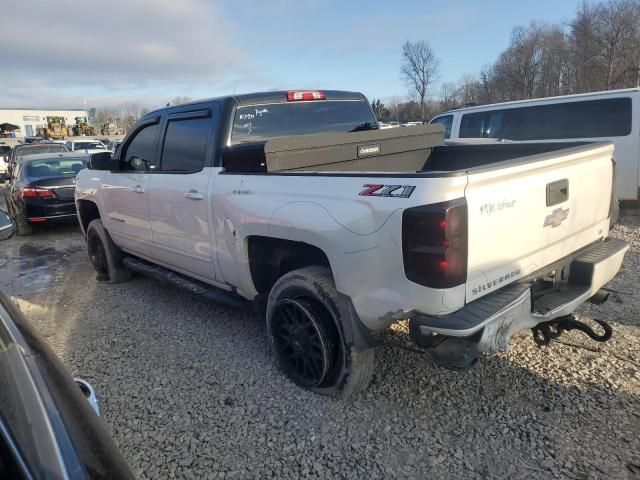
[184, 190, 205, 200]
[546, 179, 568, 206]
[131, 185, 145, 194]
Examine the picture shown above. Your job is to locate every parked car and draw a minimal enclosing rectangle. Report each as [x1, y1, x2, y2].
[65, 139, 107, 152]
[5, 152, 87, 235]
[7, 143, 69, 177]
[23, 136, 45, 144]
[106, 139, 122, 151]
[0, 144, 10, 180]
[76, 89, 628, 397]
[429, 87, 640, 200]
[0, 236, 134, 479]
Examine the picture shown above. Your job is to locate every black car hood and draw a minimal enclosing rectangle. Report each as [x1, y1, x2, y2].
[0, 291, 134, 479]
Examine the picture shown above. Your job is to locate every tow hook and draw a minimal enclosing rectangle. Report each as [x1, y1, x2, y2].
[531, 315, 613, 347]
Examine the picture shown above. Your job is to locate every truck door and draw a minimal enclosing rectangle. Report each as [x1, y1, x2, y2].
[146, 106, 217, 281]
[101, 118, 161, 258]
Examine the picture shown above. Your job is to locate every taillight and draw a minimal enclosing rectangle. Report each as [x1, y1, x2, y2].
[286, 90, 326, 101]
[402, 198, 468, 289]
[20, 187, 55, 199]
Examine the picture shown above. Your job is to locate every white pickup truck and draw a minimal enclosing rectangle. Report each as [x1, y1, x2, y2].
[75, 90, 628, 397]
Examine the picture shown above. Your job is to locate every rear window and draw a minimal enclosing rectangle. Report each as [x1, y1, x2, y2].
[430, 115, 453, 139]
[231, 100, 377, 144]
[459, 97, 632, 140]
[17, 145, 67, 157]
[74, 142, 105, 150]
[25, 157, 87, 178]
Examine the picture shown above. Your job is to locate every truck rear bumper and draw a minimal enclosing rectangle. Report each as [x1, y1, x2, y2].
[409, 237, 629, 353]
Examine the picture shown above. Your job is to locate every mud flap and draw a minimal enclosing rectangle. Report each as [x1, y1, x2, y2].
[409, 322, 482, 370]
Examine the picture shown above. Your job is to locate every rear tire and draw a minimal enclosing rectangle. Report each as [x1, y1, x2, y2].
[86, 219, 131, 283]
[266, 266, 375, 398]
[12, 209, 33, 236]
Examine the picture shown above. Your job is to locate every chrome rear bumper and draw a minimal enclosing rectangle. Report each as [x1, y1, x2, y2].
[409, 238, 629, 353]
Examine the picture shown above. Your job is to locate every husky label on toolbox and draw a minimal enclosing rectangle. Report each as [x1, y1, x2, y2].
[357, 144, 381, 157]
[359, 184, 416, 198]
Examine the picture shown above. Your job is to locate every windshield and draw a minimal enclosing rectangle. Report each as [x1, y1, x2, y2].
[17, 145, 67, 157]
[25, 157, 87, 178]
[231, 100, 377, 144]
[74, 142, 105, 150]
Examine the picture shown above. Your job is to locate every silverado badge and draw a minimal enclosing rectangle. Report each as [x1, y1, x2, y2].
[543, 207, 570, 228]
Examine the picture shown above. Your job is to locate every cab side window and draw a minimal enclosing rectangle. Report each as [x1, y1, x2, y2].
[121, 123, 160, 171]
[159, 116, 212, 173]
[431, 115, 453, 139]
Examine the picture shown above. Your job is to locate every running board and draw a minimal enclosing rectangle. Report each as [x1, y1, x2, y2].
[122, 256, 246, 310]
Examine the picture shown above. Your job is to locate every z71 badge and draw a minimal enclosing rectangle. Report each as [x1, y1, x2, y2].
[359, 184, 416, 198]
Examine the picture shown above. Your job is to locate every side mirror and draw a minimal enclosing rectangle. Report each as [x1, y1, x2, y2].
[0, 210, 15, 240]
[88, 151, 113, 171]
[110, 157, 121, 171]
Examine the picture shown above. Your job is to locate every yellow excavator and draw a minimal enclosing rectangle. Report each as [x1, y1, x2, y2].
[45, 116, 67, 139]
[73, 116, 95, 136]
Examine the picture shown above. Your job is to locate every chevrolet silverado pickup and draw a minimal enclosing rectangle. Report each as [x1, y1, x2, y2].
[74, 90, 628, 397]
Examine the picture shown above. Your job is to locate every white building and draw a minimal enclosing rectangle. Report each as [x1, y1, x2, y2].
[0, 107, 89, 138]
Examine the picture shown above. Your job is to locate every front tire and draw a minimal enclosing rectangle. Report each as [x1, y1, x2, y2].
[86, 219, 132, 283]
[266, 266, 375, 397]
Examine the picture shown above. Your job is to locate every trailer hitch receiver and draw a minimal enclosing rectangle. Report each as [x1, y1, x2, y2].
[531, 315, 612, 347]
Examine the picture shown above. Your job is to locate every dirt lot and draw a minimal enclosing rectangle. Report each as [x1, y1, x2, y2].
[0, 188, 638, 480]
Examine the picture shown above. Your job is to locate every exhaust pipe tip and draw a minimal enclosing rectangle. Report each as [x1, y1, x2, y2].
[588, 289, 610, 306]
[74, 378, 100, 416]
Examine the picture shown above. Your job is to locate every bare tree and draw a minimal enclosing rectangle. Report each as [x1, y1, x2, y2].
[370, 98, 388, 119]
[456, 74, 482, 105]
[401, 41, 440, 121]
[95, 108, 118, 126]
[169, 96, 193, 106]
[439, 82, 459, 111]
[387, 96, 403, 123]
[568, 1, 601, 91]
[594, 0, 640, 89]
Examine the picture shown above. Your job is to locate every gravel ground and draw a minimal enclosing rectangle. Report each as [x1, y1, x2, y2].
[0, 189, 638, 480]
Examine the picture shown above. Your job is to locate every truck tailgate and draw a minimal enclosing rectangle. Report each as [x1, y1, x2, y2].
[464, 142, 614, 302]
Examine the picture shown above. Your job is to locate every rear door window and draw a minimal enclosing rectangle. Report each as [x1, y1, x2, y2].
[159, 115, 213, 172]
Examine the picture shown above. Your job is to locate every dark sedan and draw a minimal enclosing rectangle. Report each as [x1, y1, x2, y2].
[5, 152, 87, 235]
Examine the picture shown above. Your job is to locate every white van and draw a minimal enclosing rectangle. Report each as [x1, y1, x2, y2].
[430, 88, 640, 200]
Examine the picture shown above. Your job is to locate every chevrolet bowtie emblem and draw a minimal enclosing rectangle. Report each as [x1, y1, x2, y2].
[543, 207, 569, 228]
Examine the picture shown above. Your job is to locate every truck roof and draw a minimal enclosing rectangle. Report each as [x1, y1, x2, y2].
[147, 90, 366, 116]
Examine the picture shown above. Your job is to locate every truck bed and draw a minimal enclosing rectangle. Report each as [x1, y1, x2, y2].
[222, 127, 597, 175]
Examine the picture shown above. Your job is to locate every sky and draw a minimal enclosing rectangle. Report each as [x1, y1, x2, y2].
[0, 0, 583, 111]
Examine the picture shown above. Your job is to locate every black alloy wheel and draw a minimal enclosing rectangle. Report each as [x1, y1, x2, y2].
[271, 298, 334, 388]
